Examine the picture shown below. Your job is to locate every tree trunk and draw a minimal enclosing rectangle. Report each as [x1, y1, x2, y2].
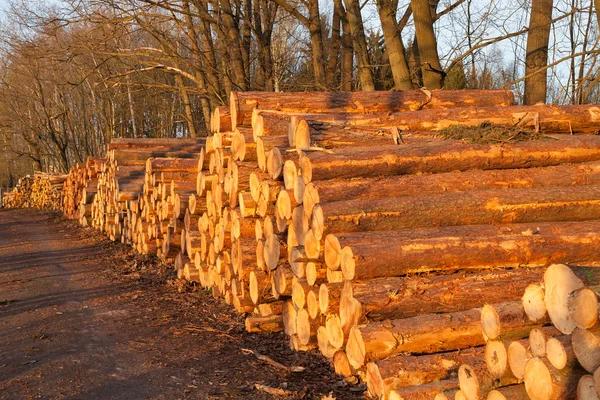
[524, 0, 553, 104]
[326, 0, 343, 85]
[307, 0, 327, 88]
[342, 0, 375, 90]
[219, 0, 248, 91]
[338, 0, 354, 91]
[376, 0, 413, 90]
[411, 0, 444, 88]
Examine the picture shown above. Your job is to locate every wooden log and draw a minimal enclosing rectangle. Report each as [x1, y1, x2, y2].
[299, 135, 600, 184]
[573, 327, 600, 373]
[324, 220, 600, 281]
[522, 283, 547, 322]
[345, 307, 484, 369]
[524, 357, 582, 400]
[547, 335, 577, 370]
[293, 121, 399, 150]
[245, 315, 284, 333]
[108, 137, 206, 151]
[544, 263, 585, 334]
[486, 385, 529, 400]
[387, 379, 459, 400]
[577, 375, 600, 400]
[568, 286, 600, 330]
[229, 89, 516, 128]
[212, 106, 231, 133]
[339, 268, 545, 323]
[302, 160, 600, 220]
[297, 104, 600, 134]
[485, 340, 512, 379]
[480, 301, 549, 341]
[253, 111, 294, 139]
[365, 347, 484, 399]
[311, 184, 600, 240]
[458, 362, 520, 400]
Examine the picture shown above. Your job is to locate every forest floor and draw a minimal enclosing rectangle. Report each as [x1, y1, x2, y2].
[0, 209, 364, 399]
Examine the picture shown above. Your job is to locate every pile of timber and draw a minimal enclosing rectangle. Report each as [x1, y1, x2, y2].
[1, 172, 67, 210]
[223, 90, 600, 399]
[417, 263, 600, 400]
[62, 157, 104, 224]
[7, 89, 600, 400]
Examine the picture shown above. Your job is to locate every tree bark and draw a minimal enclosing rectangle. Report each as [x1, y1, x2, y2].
[365, 347, 484, 399]
[524, 0, 554, 104]
[229, 89, 515, 127]
[340, 268, 545, 322]
[345, 307, 485, 368]
[299, 135, 600, 184]
[311, 184, 600, 239]
[297, 103, 600, 134]
[323, 219, 600, 281]
[302, 160, 600, 219]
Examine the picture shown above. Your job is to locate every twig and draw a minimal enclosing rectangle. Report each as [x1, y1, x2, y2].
[254, 384, 296, 396]
[241, 348, 305, 372]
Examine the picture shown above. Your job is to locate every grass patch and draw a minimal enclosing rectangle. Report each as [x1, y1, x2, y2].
[438, 122, 546, 144]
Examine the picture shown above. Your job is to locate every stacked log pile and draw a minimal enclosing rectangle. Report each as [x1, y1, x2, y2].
[5, 89, 600, 400]
[1, 172, 66, 209]
[61, 157, 105, 224]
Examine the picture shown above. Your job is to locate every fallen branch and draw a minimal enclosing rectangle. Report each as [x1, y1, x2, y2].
[242, 348, 305, 372]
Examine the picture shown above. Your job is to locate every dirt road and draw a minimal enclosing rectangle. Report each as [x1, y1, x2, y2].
[0, 209, 362, 399]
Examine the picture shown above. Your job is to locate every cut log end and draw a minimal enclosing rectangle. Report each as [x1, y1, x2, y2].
[319, 283, 330, 315]
[485, 340, 509, 379]
[508, 341, 530, 380]
[296, 308, 312, 346]
[522, 283, 547, 322]
[283, 160, 297, 191]
[544, 263, 584, 334]
[307, 290, 319, 319]
[573, 327, 600, 373]
[345, 325, 365, 369]
[524, 358, 553, 400]
[529, 328, 548, 358]
[577, 375, 600, 400]
[458, 364, 480, 400]
[333, 350, 354, 377]
[324, 234, 341, 269]
[480, 304, 501, 341]
[294, 119, 311, 150]
[546, 337, 568, 370]
[326, 313, 345, 351]
[568, 287, 599, 330]
[365, 362, 384, 398]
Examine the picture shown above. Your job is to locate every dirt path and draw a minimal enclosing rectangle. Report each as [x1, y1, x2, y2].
[0, 209, 362, 399]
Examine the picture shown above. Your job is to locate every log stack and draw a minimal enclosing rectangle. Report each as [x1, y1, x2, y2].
[1, 172, 67, 210]
[5, 89, 600, 400]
